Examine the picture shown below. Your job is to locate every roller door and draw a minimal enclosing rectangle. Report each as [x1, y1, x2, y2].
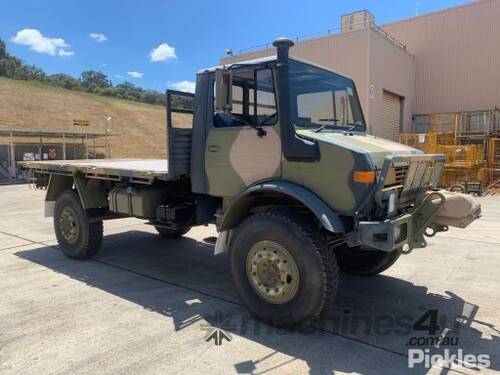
[382, 90, 402, 142]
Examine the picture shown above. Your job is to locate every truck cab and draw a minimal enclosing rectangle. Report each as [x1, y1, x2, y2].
[21, 38, 481, 328]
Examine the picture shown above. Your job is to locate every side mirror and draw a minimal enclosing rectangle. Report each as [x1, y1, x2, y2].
[215, 68, 232, 112]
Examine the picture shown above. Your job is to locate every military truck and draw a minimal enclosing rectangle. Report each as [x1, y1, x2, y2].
[20, 38, 481, 327]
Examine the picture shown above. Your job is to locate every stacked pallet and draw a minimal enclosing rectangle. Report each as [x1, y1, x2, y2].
[399, 109, 500, 194]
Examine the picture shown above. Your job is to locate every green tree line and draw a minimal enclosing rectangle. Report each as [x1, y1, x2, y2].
[0, 37, 192, 107]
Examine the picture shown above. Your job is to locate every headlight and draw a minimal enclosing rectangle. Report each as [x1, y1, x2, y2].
[393, 223, 408, 243]
[393, 225, 401, 242]
[387, 192, 396, 214]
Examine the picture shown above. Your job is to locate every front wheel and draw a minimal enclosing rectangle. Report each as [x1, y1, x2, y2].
[54, 190, 103, 260]
[335, 245, 401, 276]
[229, 212, 338, 327]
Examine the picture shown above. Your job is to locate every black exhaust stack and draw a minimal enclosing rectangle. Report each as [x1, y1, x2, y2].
[273, 37, 295, 66]
[273, 38, 320, 162]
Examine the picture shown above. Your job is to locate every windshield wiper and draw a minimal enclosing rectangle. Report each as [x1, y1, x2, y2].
[344, 121, 364, 134]
[314, 118, 339, 133]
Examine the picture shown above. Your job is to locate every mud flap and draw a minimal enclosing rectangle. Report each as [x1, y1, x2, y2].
[214, 230, 233, 255]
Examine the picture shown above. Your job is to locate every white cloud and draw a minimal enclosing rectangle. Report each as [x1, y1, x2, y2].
[90, 33, 107, 43]
[11, 28, 70, 56]
[127, 71, 143, 78]
[58, 49, 75, 57]
[149, 43, 177, 62]
[115, 74, 123, 79]
[168, 80, 195, 93]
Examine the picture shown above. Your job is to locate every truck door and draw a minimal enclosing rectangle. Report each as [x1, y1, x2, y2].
[205, 67, 282, 197]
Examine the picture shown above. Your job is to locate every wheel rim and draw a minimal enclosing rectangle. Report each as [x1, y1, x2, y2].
[246, 240, 299, 304]
[59, 206, 79, 244]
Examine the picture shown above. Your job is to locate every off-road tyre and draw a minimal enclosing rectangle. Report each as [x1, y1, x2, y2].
[229, 211, 338, 328]
[335, 245, 401, 276]
[154, 226, 191, 238]
[54, 190, 103, 260]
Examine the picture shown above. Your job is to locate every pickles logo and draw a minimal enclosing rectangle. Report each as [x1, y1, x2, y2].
[407, 309, 491, 370]
[408, 349, 490, 369]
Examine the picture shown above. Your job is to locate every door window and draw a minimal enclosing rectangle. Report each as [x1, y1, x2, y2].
[214, 68, 277, 127]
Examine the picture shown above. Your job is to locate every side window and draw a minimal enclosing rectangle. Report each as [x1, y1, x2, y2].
[231, 85, 244, 115]
[254, 69, 277, 126]
[213, 68, 277, 128]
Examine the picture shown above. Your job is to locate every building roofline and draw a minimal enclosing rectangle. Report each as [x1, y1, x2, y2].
[382, 0, 493, 28]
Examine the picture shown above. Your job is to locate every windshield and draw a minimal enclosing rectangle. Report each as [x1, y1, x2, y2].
[289, 60, 366, 132]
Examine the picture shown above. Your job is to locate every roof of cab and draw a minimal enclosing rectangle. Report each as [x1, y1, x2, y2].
[198, 55, 278, 73]
[198, 55, 353, 81]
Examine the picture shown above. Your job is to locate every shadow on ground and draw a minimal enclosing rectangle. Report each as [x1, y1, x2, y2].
[15, 230, 500, 374]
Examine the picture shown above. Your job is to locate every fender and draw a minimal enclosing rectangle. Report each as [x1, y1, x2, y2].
[215, 180, 345, 255]
[220, 180, 345, 234]
[44, 174, 108, 217]
[214, 180, 345, 255]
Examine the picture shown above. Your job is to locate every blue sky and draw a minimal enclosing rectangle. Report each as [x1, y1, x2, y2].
[0, 0, 472, 93]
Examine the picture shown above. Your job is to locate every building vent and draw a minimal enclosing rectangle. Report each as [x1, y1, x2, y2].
[341, 11, 375, 32]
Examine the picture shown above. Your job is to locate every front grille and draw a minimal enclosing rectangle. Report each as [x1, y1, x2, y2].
[384, 165, 409, 187]
[399, 159, 443, 204]
[375, 154, 445, 213]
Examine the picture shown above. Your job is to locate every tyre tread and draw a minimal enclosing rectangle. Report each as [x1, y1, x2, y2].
[232, 210, 338, 327]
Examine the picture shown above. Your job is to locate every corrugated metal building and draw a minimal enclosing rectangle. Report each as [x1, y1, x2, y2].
[220, 0, 500, 140]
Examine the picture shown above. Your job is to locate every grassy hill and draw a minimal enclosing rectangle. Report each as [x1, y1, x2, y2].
[0, 77, 191, 159]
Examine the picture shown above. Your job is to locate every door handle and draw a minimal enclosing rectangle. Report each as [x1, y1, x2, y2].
[208, 145, 221, 153]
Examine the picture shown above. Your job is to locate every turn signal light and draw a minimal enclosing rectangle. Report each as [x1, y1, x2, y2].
[353, 170, 376, 184]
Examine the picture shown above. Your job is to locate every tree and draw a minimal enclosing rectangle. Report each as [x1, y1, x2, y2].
[0, 38, 6, 59]
[80, 70, 111, 90]
[0, 39, 165, 106]
[115, 81, 143, 101]
[49, 74, 80, 90]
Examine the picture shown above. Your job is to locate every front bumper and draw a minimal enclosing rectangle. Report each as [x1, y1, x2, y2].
[351, 214, 412, 252]
[346, 190, 448, 252]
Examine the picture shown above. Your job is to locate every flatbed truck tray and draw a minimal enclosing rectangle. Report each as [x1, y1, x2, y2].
[18, 159, 171, 184]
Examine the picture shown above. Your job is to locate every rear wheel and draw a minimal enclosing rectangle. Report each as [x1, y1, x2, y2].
[229, 211, 338, 327]
[335, 245, 401, 276]
[54, 190, 103, 259]
[154, 226, 191, 238]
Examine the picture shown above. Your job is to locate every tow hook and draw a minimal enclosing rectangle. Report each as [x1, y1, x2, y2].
[424, 223, 449, 238]
[401, 244, 413, 255]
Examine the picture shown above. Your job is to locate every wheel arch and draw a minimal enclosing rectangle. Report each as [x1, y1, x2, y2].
[219, 180, 345, 234]
[45, 174, 108, 217]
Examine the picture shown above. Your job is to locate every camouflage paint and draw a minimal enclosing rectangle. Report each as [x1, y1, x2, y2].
[281, 134, 370, 215]
[298, 130, 422, 168]
[206, 122, 422, 215]
[205, 126, 282, 197]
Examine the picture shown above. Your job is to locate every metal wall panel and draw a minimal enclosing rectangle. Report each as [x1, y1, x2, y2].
[382, 0, 500, 114]
[367, 29, 415, 135]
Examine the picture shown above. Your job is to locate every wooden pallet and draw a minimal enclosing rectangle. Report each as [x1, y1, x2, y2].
[484, 179, 500, 196]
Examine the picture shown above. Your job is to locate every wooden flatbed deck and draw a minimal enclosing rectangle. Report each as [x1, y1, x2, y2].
[18, 159, 171, 184]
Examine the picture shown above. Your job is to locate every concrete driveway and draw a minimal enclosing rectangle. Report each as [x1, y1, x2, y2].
[0, 184, 499, 374]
